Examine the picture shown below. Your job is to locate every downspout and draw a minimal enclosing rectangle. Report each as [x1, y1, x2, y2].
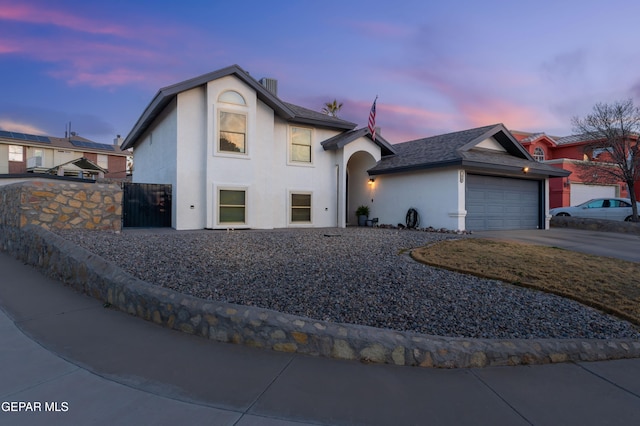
[335, 164, 339, 227]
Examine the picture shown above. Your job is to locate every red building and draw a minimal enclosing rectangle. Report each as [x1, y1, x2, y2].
[512, 131, 637, 208]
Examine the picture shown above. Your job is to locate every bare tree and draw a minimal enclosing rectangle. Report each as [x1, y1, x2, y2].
[571, 99, 640, 221]
[322, 99, 343, 117]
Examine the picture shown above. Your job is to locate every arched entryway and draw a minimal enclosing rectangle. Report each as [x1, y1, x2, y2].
[346, 151, 378, 225]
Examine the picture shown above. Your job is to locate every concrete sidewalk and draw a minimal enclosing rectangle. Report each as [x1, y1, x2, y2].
[1, 251, 640, 425]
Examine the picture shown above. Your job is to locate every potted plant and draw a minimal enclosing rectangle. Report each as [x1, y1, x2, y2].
[356, 205, 370, 226]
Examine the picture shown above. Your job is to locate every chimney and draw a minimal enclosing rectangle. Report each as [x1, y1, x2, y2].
[259, 78, 278, 96]
[114, 134, 123, 146]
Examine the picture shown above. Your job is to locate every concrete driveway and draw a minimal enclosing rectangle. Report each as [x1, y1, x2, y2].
[472, 228, 640, 263]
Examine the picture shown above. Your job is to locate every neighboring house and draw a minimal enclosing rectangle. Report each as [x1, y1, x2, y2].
[0, 130, 131, 180]
[123, 64, 567, 231]
[513, 131, 637, 208]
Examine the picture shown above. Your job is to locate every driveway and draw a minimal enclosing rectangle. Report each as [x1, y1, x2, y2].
[473, 228, 640, 263]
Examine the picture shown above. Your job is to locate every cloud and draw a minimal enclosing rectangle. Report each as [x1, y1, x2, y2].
[0, 1, 131, 36]
[348, 20, 413, 39]
[388, 58, 556, 135]
[0, 104, 116, 141]
[0, 2, 216, 89]
[540, 49, 588, 86]
[287, 94, 457, 142]
[0, 119, 47, 135]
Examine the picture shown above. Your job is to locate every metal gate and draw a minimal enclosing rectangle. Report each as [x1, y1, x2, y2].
[122, 183, 172, 228]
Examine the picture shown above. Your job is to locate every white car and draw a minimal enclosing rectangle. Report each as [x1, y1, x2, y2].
[549, 198, 639, 222]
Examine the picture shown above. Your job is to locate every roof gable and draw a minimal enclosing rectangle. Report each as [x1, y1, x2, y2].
[368, 124, 568, 177]
[519, 133, 554, 145]
[122, 64, 356, 150]
[321, 127, 396, 156]
[46, 157, 106, 173]
[474, 137, 507, 152]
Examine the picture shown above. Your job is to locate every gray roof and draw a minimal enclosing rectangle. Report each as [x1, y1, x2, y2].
[518, 132, 546, 143]
[368, 124, 569, 178]
[0, 133, 128, 156]
[321, 127, 396, 156]
[283, 102, 357, 129]
[554, 134, 592, 145]
[122, 64, 356, 150]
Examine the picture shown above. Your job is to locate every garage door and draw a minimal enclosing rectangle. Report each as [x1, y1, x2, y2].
[466, 175, 540, 231]
[570, 183, 617, 206]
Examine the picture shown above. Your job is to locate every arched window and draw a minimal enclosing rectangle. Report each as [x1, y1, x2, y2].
[217, 90, 247, 155]
[218, 90, 246, 105]
[533, 147, 545, 161]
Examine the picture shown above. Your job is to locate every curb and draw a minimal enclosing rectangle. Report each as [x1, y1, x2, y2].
[2, 224, 639, 368]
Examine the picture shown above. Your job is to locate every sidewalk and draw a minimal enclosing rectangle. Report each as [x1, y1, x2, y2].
[1, 251, 639, 426]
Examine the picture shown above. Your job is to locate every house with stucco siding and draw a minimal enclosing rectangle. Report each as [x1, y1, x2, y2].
[122, 64, 568, 231]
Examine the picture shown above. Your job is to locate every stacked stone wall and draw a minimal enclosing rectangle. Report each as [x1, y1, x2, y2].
[550, 215, 640, 234]
[0, 180, 122, 231]
[1, 224, 639, 368]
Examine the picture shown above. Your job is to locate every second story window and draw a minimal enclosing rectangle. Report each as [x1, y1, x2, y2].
[218, 90, 246, 105]
[533, 147, 545, 161]
[97, 154, 108, 169]
[217, 90, 247, 155]
[219, 111, 247, 154]
[290, 127, 312, 163]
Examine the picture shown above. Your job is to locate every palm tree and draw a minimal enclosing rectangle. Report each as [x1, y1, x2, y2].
[322, 99, 343, 117]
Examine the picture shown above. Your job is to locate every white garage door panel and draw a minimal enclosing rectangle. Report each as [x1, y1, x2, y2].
[466, 175, 540, 231]
[570, 183, 617, 206]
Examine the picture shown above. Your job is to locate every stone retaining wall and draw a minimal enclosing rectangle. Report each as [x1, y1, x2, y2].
[551, 215, 640, 235]
[0, 180, 122, 231]
[1, 224, 639, 368]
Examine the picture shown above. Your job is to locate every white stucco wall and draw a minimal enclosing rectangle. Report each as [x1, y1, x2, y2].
[175, 87, 207, 230]
[342, 138, 382, 226]
[131, 74, 384, 231]
[202, 76, 347, 230]
[206, 76, 265, 229]
[132, 99, 178, 226]
[132, 101, 178, 186]
[371, 168, 464, 230]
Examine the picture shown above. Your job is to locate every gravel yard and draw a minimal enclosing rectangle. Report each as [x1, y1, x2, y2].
[56, 227, 640, 340]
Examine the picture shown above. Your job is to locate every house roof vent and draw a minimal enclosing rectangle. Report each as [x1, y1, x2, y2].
[259, 78, 278, 96]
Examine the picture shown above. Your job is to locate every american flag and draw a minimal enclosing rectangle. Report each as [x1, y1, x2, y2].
[368, 97, 377, 141]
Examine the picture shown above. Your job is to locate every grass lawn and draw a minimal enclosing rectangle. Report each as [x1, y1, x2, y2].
[411, 238, 640, 326]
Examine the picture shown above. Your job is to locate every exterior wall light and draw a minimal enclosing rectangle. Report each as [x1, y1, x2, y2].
[368, 178, 375, 184]
[522, 167, 529, 173]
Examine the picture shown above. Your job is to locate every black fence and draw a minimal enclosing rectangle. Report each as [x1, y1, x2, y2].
[122, 183, 172, 228]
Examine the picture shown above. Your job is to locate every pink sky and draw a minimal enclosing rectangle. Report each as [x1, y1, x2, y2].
[1, 0, 640, 143]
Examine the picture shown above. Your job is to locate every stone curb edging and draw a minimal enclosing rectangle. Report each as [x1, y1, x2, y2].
[2, 225, 639, 368]
[550, 215, 640, 235]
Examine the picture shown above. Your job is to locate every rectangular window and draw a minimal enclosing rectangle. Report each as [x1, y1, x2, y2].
[291, 193, 311, 222]
[219, 111, 246, 154]
[97, 154, 108, 169]
[33, 149, 44, 167]
[290, 127, 312, 163]
[219, 189, 246, 223]
[9, 145, 23, 162]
